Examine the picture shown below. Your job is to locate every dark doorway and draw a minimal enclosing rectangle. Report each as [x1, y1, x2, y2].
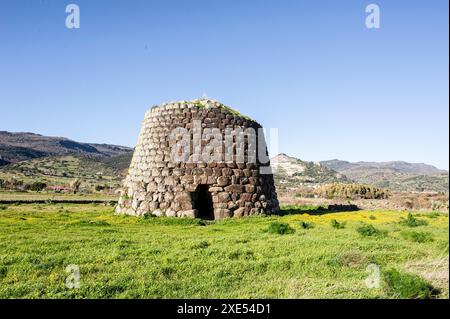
[191, 184, 214, 220]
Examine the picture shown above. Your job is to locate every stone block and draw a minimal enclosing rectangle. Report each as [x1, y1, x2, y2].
[224, 185, 244, 193]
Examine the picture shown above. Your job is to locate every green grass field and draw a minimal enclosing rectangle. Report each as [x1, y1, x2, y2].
[0, 191, 117, 202]
[0, 203, 448, 299]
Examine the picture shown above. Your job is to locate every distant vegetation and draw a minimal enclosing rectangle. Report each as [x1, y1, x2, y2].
[0, 179, 47, 192]
[320, 159, 448, 193]
[317, 183, 390, 200]
[0, 132, 135, 199]
[100, 152, 133, 172]
[0, 155, 127, 195]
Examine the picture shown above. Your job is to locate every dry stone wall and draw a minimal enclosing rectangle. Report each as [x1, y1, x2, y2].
[116, 99, 279, 219]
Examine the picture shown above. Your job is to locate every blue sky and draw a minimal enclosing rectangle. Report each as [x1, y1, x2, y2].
[0, 0, 448, 169]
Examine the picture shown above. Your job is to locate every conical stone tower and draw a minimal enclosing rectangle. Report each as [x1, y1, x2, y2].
[116, 98, 279, 219]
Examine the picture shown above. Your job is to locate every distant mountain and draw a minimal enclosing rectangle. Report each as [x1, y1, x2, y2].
[320, 159, 449, 193]
[0, 131, 132, 165]
[321, 159, 447, 175]
[270, 154, 448, 193]
[271, 153, 349, 187]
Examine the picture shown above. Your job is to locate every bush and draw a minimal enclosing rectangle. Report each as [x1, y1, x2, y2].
[1, 178, 24, 191]
[267, 222, 295, 235]
[356, 224, 387, 237]
[228, 250, 254, 260]
[383, 268, 438, 299]
[330, 219, 345, 229]
[299, 221, 315, 229]
[161, 266, 175, 278]
[192, 241, 210, 249]
[279, 205, 326, 215]
[423, 212, 440, 219]
[72, 220, 111, 227]
[0, 265, 7, 278]
[317, 183, 389, 200]
[399, 213, 428, 227]
[95, 185, 105, 192]
[140, 217, 208, 226]
[27, 182, 47, 192]
[400, 231, 434, 243]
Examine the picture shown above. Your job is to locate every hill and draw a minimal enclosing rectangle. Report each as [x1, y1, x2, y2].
[0, 131, 132, 165]
[271, 154, 448, 193]
[271, 153, 349, 188]
[100, 152, 133, 173]
[0, 155, 129, 191]
[321, 159, 447, 175]
[321, 159, 449, 193]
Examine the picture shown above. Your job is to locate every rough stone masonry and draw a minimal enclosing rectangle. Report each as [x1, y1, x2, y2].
[116, 98, 279, 219]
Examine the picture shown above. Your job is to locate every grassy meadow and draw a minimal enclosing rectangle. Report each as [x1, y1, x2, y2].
[0, 191, 117, 202]
[0, 203, 448, 299]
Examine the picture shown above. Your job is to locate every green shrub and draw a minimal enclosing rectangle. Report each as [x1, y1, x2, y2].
[267, 222, 295, 235]
[401, 231, 434, 243]
[26, 182, 47, 192]
[141, 217, 208, 226]
[423, 212, 440, 219]
[399, 213, 428, 227]
[0, 265, 7, 278]
[278, 205, 326, 216]
[383, 268, 438, 299]
[160, 266, 175, 278]
[95, 185, 105, 192]
[192, 241, 210, 249]
[330, 219, 345, 229]
[327, 257, 341, 267]
[317, 183, 389, 199]
[369, 215, 377, 220]
[356, 224, 387, 237]
[228, 250, 254, 260]
[72, 220, 111, 227]
[299, 221, 315, 229]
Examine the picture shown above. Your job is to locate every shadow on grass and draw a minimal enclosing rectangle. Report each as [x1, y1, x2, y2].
[278, 204, 360, 216]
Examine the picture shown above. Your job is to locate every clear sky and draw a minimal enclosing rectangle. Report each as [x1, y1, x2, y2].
[0, 0, 448, 169]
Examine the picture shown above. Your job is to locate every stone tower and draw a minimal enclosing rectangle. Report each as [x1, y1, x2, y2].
[116, 99, 279, 219]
